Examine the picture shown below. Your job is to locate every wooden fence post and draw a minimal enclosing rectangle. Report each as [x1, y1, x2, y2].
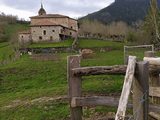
[144, 51, 160, 105]
[115, 56, 137, 120]
[144, 51, 155, 57]
[67, 55, 82, 120]
[145, 51, 160, 84]
[144, 51, 159, 86]
[133, 61, 149, 120]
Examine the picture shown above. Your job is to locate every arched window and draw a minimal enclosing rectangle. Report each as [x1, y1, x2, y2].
[43, 30, 46, 35]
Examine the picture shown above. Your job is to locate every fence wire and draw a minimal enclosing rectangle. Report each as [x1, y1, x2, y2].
[128, 90, 148, 120]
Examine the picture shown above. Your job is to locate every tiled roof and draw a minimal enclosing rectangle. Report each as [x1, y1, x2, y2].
[30, 20, 77, 32]
[30, 20, 59, 26]
[30, 14, 77, 21]
[30, 14, 67, 18]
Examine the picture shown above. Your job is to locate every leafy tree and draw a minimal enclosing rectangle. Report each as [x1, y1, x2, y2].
[143, 0, 160, 48]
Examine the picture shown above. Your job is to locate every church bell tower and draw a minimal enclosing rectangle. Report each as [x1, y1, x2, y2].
[38, 0, 46, 16]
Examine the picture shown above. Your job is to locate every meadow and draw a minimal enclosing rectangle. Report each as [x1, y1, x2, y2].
[0, 39, 159, 119]
[29, 39, 74, 48]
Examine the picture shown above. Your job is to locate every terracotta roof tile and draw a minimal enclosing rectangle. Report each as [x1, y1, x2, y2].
[30, 14, 77, 21]
[30, 14, 68, 18]
[30, 20, 59, 26]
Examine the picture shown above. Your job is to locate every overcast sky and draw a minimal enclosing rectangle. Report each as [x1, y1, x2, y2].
[0, 0, 115, 20]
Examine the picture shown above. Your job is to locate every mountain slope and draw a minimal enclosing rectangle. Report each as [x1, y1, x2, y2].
[82, 0, 160, 24]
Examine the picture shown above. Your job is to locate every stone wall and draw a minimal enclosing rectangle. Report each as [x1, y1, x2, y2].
[20, 47, 73, 54]
[29, 17, 78, 42]
[19, 33, 31, 43]
[68, 18, 78, 31]
[31, 26, 62, 42]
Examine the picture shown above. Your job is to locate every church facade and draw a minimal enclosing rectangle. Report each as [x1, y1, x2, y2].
[19, 4, 78, 43]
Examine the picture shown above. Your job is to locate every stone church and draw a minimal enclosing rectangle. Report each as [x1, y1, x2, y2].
[19, 4, 78, 43]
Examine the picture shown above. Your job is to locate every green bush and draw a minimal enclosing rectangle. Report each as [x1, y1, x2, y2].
[126, 32, 137, 43]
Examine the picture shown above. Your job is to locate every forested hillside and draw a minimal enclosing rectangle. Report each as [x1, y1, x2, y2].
[82, 0, 160, 24]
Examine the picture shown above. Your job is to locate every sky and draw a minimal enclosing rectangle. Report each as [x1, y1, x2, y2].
[0, 0, 115, 20]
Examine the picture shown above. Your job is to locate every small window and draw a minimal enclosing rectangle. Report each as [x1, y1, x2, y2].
[40, 26, 42, 28]
[52, 30, 55, 32]
[71, 26, 73, 29]
[50, 36, 53, 40]
[43, 30, 46, 35]
[61, 29, 63, 33]
[39, 36, 42, 40]
[70, 32, 72, 35]
[21, 36, 23, 38]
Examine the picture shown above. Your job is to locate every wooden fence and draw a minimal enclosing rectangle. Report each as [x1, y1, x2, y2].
[67, 54, 160, 120]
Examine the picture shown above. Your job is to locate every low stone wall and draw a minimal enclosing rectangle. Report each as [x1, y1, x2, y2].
[19, 46, 119, 55]
[19, 47, 73, 54]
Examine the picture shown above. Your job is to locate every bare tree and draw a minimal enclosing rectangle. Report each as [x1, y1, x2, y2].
[143, 0, 160, 47]
[79, 19, 130, 40]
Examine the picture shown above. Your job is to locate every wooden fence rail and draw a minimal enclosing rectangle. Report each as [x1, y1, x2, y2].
[71, 96, 160, 112]
[67, 55, 160, 120]
[72, 65, 127, 76]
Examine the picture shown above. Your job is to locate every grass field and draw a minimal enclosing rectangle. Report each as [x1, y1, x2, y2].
[0, 42, 15, 62]
[78, 39, 124, 49]
[1, 38, 159, 119]
[0, 50, 124, 119]
[29, 39, 74, 48]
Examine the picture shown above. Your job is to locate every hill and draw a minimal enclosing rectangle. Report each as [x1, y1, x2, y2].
[81, 0, 160, 24]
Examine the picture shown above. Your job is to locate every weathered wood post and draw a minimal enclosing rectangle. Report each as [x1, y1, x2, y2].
[133, 61, 149, 120]
[67, 55, 82, 120]
[144, 51, 155, 57]
[144, 51, 160, 105]
[116, 56, 137, 120]
[144, 51, 159, 86]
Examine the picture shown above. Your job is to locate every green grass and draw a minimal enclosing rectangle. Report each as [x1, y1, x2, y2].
[81, 51, 124, 66]
[0, 51, 124, 106]
[0, 38, 152, 119]
[78, 39, 124, 49]
[29, 39, 74, 48]
[0, 50, 124, 119]
[0, 53, 73, 106]
[0, 42, 15, 62]
[0, 42, 9, 48]
[1, 102, 70, 120]
[2, 38, 159, 119]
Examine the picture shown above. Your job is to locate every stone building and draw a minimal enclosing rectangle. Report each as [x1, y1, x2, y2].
[19, 4, 78, 43]
[18, 30, 31, 44]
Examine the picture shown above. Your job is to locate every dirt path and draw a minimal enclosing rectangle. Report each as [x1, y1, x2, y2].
[1, 95, 133, 120]
[1, 96, 68, 110]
